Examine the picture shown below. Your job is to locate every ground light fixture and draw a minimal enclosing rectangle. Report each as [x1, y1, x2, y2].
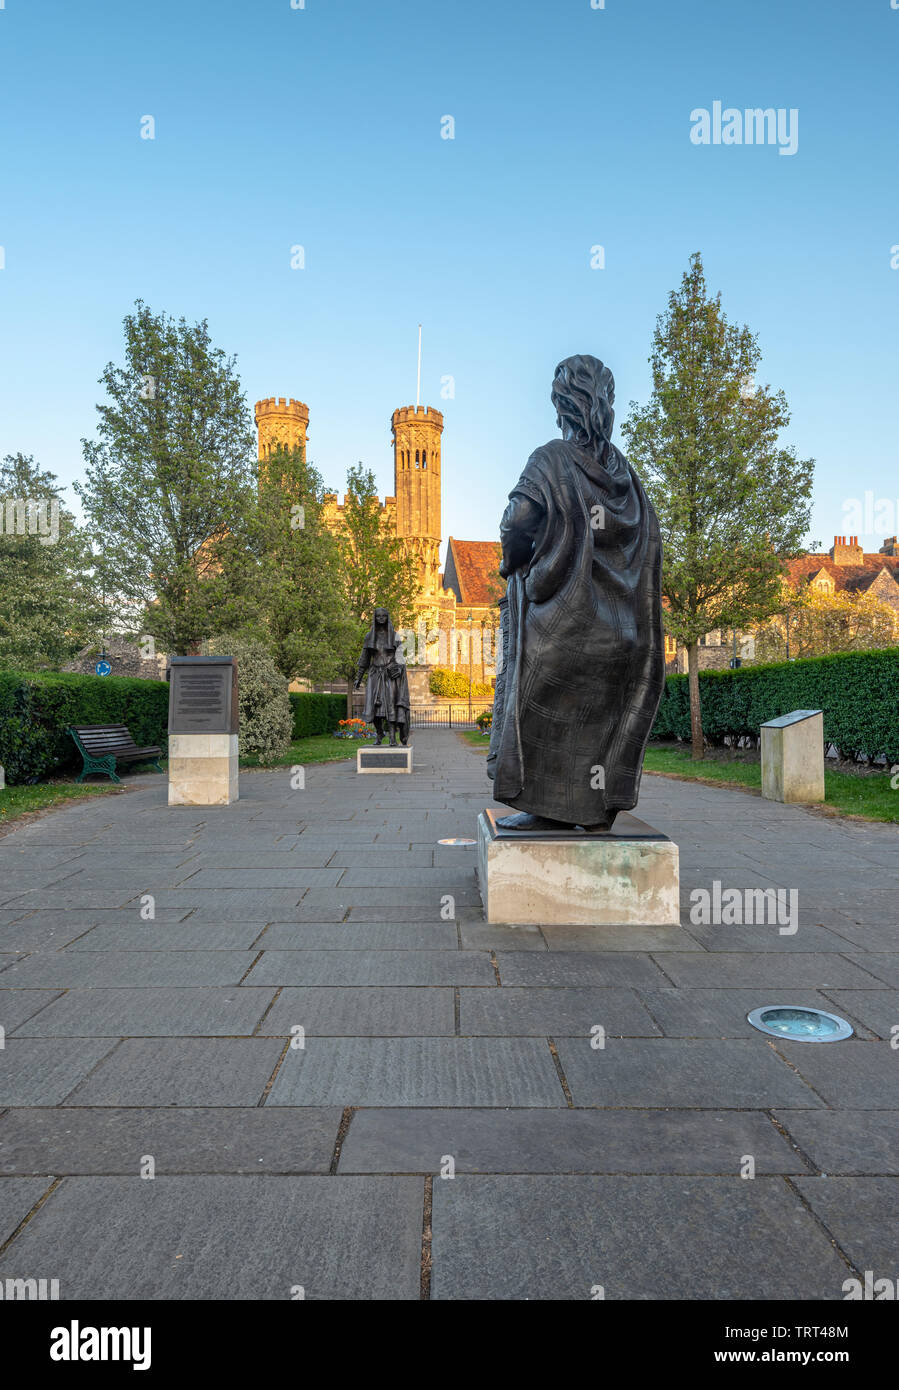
[437, 838, 477, 845]
[747, 1005, 854, 1042]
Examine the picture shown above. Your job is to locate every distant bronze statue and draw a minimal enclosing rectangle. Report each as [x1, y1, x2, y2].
[488, 355, 665, 831]
[355, 607, 411, 746]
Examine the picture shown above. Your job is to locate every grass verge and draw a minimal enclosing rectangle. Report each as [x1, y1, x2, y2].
[0, 782, 123, 830]
[643, 746, 899, 824]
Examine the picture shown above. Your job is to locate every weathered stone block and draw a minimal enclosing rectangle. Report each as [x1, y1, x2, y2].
[477, 810, 679, 926]
[761, 709, 824, 803]
[168, 733, 238, 806]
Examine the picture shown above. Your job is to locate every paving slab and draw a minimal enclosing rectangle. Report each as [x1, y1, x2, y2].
[266, 1038, 565, 1107]
[0, 1038, 118, 1105]
[554, 1038, 823, 1109]
[258, 986, 455, 1036]
[0, 1175, 423, 1299]
[0, 1107, 342, 1174]
[680, 922, 854, 952]
[246, 949, 495, 987]
[773, 1040, 899, 1109]
[792, 1177, 899, 1275]
[11, 986, 277, 1037]
[67, 922, 264, 951]
[495, 952, 669, 989]
[429, 1176, 850, 1299]
[177, 868, 344, 889]
[257, 923, 458, 950]
[459, 986, 659, 1037]
[0, 951, 255, 988]
[338, 1107, 807, 1174]
[0, 1177, 55, 1242]
[63, 1038, 285, 1106]
[542, 924, 701, 951]
[773, 1111, 899, 1174]
[656, 952, 885, 989]
[0, 990, 63, 1034]
[637, 987, 863, 1038]
[845, 955, 899, 988]
[819, 989, 899, 1038]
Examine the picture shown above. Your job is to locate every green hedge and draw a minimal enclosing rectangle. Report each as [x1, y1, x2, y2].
[0, 671, 169, 784]
[651, 648, 899, 762]
[288, 692, 347, 739]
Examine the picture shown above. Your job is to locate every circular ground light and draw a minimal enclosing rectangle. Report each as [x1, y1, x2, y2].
[747, 1005, 853, 1043]
[437, 838, 476, 846]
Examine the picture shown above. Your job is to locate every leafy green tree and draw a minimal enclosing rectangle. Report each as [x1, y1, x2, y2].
[0, 454, 102, 670]
[75, 302, 257, 654]
[208, 632, 293, 763]
[622, 253, 814, 757]
[333, 463, 419, 714]
[231, 444, 350, 683]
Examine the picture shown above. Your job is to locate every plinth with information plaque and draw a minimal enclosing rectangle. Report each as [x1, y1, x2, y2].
[167, 656, 239, 805]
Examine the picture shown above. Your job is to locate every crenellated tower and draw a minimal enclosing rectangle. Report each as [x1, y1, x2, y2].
[391, 404, 444, 602]
[254, 397, 309, 462]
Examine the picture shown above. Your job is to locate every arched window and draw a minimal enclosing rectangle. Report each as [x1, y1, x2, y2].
[415, 450, 420, 463]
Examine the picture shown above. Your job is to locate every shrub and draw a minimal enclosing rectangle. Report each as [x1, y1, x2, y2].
[476, 709, 493, 732]
[429, 667, 494, 699]
[209, 636, 292, 763]
[288, 692, 347, 739]
[651, 647, 899, 763]
[0, 670, 169, 784]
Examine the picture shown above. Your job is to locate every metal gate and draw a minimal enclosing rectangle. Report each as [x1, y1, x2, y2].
[409, 704, 493, 731]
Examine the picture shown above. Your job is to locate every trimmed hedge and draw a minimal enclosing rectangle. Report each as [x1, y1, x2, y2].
[288, 692, 347, 740]
[429, 667, 494, 699]
[651, 648, 899, 763]
[0, 671, 169, 784]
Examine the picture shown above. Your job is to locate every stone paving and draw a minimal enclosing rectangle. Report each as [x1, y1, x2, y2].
[0, 729, 897, 1300]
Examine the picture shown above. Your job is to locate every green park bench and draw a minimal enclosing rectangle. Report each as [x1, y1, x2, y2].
[68, 724, 165, 783]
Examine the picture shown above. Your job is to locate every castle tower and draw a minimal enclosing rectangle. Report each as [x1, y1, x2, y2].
[391, 405, 443, 601]
[254, 397, 309, 461]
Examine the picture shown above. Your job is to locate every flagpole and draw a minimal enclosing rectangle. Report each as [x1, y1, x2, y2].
[416, 323, 422, 407]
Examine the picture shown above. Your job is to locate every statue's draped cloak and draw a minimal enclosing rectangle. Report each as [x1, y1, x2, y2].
[357, 615, 411, 729]
[487, 437, 664, 824]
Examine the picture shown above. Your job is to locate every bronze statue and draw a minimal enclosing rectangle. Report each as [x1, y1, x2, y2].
[488, 355, 665, 831]
[354, 607, 411, 746]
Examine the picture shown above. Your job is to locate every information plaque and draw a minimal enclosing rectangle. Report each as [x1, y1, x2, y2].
[168, 656, 238, 735]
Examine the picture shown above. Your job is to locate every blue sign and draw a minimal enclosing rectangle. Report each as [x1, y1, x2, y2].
[95, 659, 112, 677]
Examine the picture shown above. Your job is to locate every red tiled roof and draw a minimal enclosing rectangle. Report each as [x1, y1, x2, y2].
[785, 553, 899, 594]
[444, 538, 504, 607]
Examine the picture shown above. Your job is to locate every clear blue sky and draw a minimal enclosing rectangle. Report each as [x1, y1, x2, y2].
[2, 0, 898, 559]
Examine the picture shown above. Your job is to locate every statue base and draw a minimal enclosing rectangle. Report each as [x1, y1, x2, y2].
[168, 734, 239, 806]
[477, 808, 679, 925]
[357, 744, 414, 774]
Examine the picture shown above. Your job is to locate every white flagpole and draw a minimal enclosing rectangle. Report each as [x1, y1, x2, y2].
[416, 323, 422, 407]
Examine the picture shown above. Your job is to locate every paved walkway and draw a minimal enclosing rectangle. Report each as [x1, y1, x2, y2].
[0, 730, 897, 1299]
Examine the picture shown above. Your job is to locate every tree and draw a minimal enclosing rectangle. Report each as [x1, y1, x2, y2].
[754, 585, 899, 662]
[0, 454, 102, 670]
[75, 302, 257, 654]
[215, 443, 350, 684]
[333, 464, 420, 714]
[208, 633, 293, 763]
[622, 253, 814, 757]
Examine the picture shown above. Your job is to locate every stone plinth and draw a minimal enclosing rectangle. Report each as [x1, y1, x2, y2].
[760, 709, 825, 804]
[477, 809, 679, 926]
[357, 745, 414, 775]
[168, 734, 239, 806]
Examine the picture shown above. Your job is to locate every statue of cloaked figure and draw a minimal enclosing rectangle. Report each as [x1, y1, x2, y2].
[354, 607, 411, 746]
[488, 355, 665, 832]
